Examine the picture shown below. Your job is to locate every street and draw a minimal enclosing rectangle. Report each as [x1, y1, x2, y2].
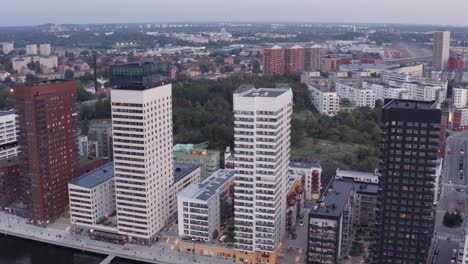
[434, 132, 468, 263]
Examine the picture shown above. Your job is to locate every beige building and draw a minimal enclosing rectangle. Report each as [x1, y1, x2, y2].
[433, 30, 450, 71]
[26, 44, 38, 55]
[305, 44, 324, 71]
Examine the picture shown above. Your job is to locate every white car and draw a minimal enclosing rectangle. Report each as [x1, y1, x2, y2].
[448, 180, 452, 184]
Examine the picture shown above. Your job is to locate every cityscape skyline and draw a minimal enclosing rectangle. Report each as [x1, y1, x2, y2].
[2, 0, 468, 27]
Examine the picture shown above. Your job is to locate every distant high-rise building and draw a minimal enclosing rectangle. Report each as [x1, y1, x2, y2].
[262, 45, 285, 76]
[433, 30, 450, 71]
[26, 44, 38, 55]
[110, 62, 173, 245]
[233, 84, 292, 259]
[39, 44, 51, 56]
[376, 99, 442, 263]
[12, 80, 79, 224]
[2, 42, 14, 55]
[284, 45, 305, 74]
[305, 45, 324, 71]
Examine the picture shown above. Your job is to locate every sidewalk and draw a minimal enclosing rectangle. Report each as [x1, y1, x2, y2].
[0, 212, 237, 264]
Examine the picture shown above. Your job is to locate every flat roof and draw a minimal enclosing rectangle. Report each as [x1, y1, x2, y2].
[336, 169, 376, 178]
[179, 169, 235, 201]
[174, 162, 200, 183]
[0, 111, 14, 117]
[69, 162, 114, 189]
[289, 162, 321, 169]
[312, 178, 354, 218]
[0, 157, 18, 167]
[89, 122, 112, 129]
[355, 182, 378, 195]
[383, 99, 436, 110]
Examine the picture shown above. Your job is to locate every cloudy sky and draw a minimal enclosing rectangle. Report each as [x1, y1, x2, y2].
[2, 0, 467, 26]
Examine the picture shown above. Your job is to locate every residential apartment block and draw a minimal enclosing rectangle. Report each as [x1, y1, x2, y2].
[433, 30, 450, 71]
[335, 80, 376, 108]
[177, 169, 235, 242]
[308, 83, 340, 116]
[233, 84, 292, 260]
[289, 162, 322, 200]
[68, 163, 115, 229]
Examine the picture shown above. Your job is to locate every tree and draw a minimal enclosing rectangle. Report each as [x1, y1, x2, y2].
[76, 82, 94, 102]
[65, 69, 75, 80]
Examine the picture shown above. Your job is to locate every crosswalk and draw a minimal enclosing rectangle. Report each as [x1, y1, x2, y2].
[435, 234, 463, 243]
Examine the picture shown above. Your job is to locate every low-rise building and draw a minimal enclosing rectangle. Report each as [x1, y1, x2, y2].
[453, 107, 468, 131]
[289, 162, 322, 200]
[168, 163, 201, 221]
[335, 80, 376, 108]
[177, 169, 235, 242]
[38, 56, 58, 69]
[307, 177, 355, 264]
[286, 175, 305, 235]
[87, 122, 113, 160]
[308, 84, 340, 116]
[68, 163, 115, 228]
[173, 142, 221, 179]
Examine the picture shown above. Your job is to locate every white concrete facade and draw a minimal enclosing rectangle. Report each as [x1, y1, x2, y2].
[0, 111, 18, 160]
[2, 42, 14, 55]
[39, 44, 51, 56]
[111, 83, 174, 243]
[39, 56, 58, 69]
[68, 164, 115, 228]
[453, 87, 468, 108]
[233, 85, 292, 253]
[26, 44, 38, 55]
[335, 81, 376, 108]
[308, 85, 340, 116]
[177, 169, 235, 242]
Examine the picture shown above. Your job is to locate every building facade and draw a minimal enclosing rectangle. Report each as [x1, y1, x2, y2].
[284, 45, 305, 74]
[2, 42, 14, 55]
[376, 99, 442, 263]
[110, 62, 173, 244]
[87, 122, 113, 160]
[177, 169, 235, 242]
[169, 162, 201, 220]
[308, 84, 340, 116]
[39, 44, 51, 56]
[262, 45, 285, 76]
[0, 111, 18, 160]
[68, 162, 115, 228]
[233, 85, 292, 256]
[453, 87, 468, 108]
[289, 162, 322, 200]
[26, 44, 38, 55]
[335, 80, 376, 108]
[307, 178, 355, 264]
[0, 158, 19, 208]
[305, 45, 324, 71]
[12, 80, 79, 224]
[433, 30, 450, 71]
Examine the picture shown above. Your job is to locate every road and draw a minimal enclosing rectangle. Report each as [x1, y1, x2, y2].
[435, 132, 468, 264]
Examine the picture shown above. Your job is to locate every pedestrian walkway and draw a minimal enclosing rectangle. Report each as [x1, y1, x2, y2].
[100, 255, 115, 264]
[435, 234, 463, 243]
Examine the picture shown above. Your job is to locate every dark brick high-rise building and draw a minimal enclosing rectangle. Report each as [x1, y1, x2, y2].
[12, 80, 79, 224]
[376, 99, 442, 263]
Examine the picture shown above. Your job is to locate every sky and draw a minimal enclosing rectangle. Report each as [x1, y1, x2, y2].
[2, 0, 468, 27]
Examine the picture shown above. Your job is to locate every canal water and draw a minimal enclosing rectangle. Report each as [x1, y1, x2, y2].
[0, 235, 148, 264]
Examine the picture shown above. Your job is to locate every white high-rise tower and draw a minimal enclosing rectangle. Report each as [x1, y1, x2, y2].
[433, 30, 450, 71]
[110, 63, 173, 245]
[233, 84, 293, 254]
